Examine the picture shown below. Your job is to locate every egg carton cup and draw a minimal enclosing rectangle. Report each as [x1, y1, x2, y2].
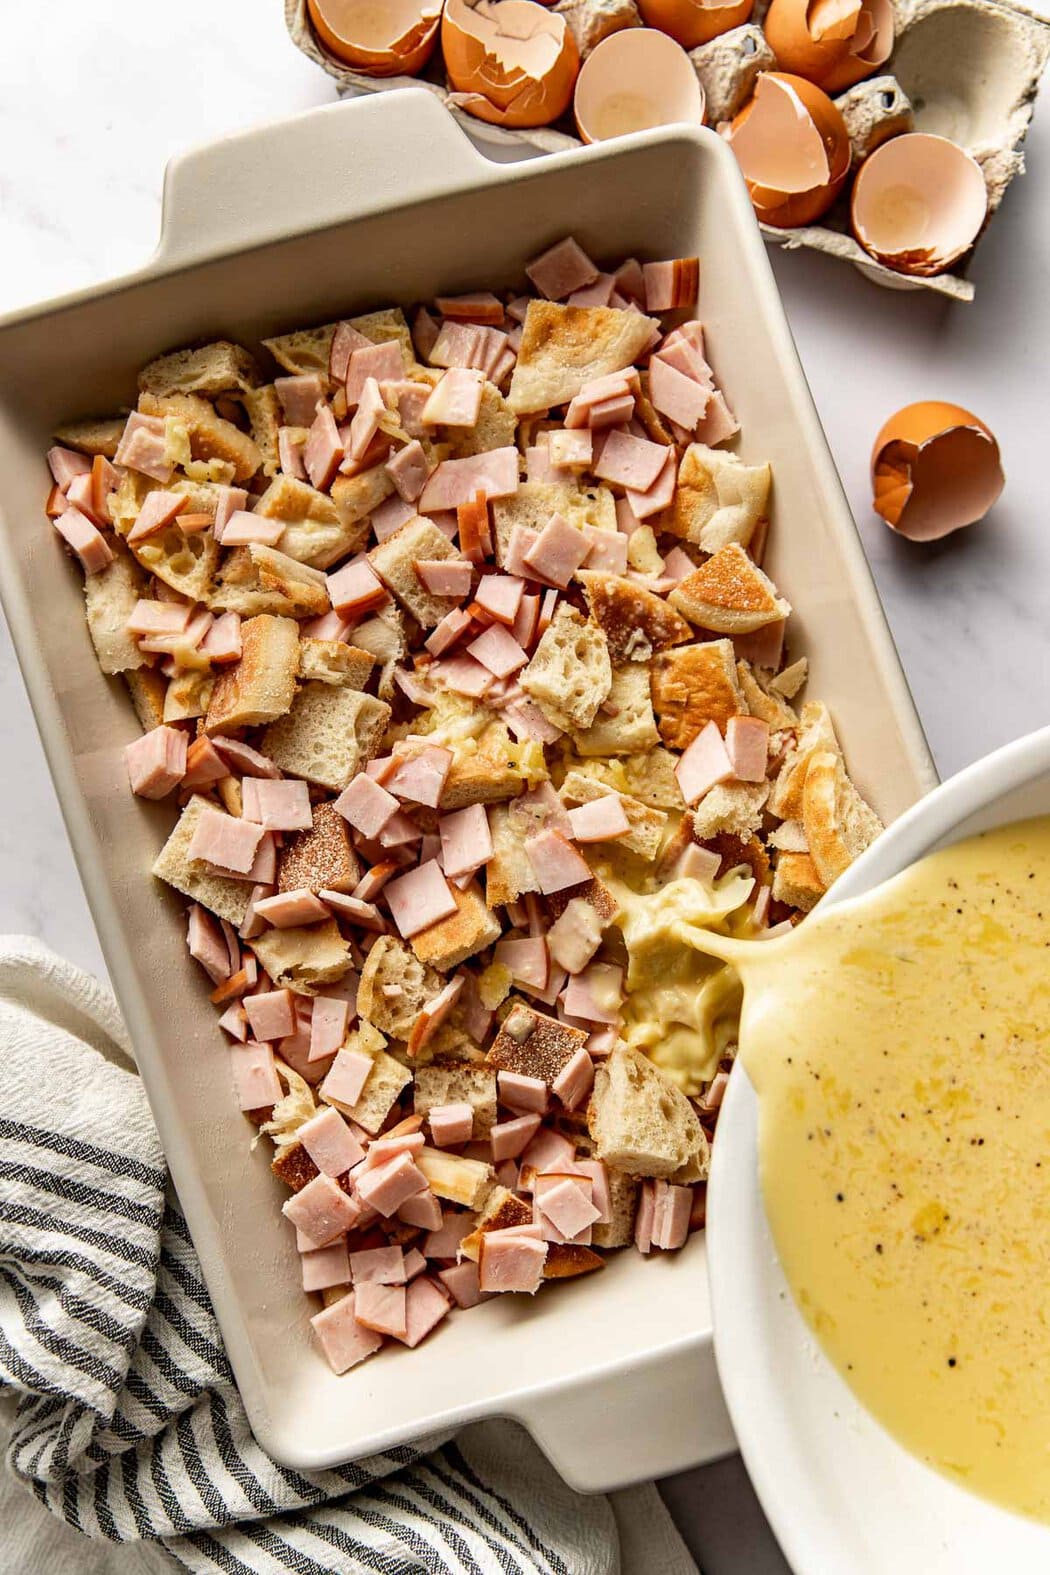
[286, 0, 1050, 301]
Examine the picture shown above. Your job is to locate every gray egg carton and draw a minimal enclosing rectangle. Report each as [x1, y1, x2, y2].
[286, 0, 1050, 301]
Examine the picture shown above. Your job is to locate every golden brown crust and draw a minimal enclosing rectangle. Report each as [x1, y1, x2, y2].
[487, 1001, 587, 1083]
[578, 571, 691, 663]
[271, 1142, 320, 1193]
[277, 802, 361, 895]
[669, 543, 790, 634]
[543, 1243, 606, 1279]
[204, 613, 299, 734]
[139, 390, 262, 483]
[545, 875, 619, 925]
[651, 640, 746, 750]
[410, 884, 502, 972]
[508, 302, 657, 413]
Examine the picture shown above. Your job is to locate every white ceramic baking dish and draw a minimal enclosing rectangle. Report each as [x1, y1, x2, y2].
[0, 87, 936, 1489]
[708, 727, 1050, 1571]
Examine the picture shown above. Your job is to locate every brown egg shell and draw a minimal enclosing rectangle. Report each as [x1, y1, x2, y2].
[728, 71, 851, 228]
[637, 0, 754, 49]
[442, 0, 580, 128]
[851, 132, 988, 277]
[306, 0, 443, 76]
[871, 400, 1004, 541]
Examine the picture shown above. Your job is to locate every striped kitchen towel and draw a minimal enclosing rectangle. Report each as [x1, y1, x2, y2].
[0, 936, 698, 1575]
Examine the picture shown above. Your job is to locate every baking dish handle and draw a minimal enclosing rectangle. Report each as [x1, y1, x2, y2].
[512, 1342, 736, 1494]
[154, 89, 489, 271]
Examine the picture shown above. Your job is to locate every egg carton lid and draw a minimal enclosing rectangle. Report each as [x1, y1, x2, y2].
[285, 0, 1050, 302]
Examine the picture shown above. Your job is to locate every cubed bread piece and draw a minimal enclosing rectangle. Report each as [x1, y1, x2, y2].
[163, 670, 214, 724]
[577, 571, 691, 664]
[769, 657, 808, 699]
[507, 301, 659, 413]
[203, 614, 299, 734]
[357, 936, 444, 1039]
[139, 340, 260, 398]
[263, 322, 338, 384]
[736, 661, 799, 733]
[439, 722, 545, 810]
[237, 384, 282, 477]
[591, 1165, 641, 1250]
[543, 1243, 605, 1280]
[651, 640, 746, 751]
[559, 770, 666, 860]
[271, 1141, 320, 1193]
[566, 751, 685, 812]
[130, 521, 219, 604]
[151, 796, 251, 925]
[693, 781, 770, 843]
[331, 464, 397, 528]
[669, 444, 771, 553]
[410, 883, 502, 972]
[210, 542, 330, 619]
[771, 851, 824, 913]
[123, 668, 168, 732]
[251, 919, 353, 994]
[298, 639, 374, 689]
[277, 802, 361, 896]
[254, 474, 369, 569]
[262, 684, 391, 792]
[325, 1043, 412, 1134]
[83, 547, 146, 674]
[768, 702, 840, 819]
[492, 480, 615, 566]
[350, 306, 414, 364]
[520, 605, 612, 733]
[587, 1044, 709, 1183]
[138, 391, 261, 483]
[368, 517, 462, 629]
[670, 543, 791, 635]
[414, 1060, 498, 1136]
[459, 1186, 532, 1261]
[572, 663, 658, 757]
[487, 1001, 587, 1083]
[53, 416, 125, 459]
[485, 802, 541, 908]
[442, 382, 517, 457]
[416, 1147, 494, 1209]
[801, 750, 882, 886]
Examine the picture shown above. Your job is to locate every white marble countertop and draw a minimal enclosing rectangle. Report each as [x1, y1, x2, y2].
[2, 2, 1048, 1566]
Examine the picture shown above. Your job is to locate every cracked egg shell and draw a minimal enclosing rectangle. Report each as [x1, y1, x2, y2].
[636, 0, 754, 49]
[574, 28, 706, 142]
[306, 0, 443, 75]
[442, 0, 580, 127]
[871, 401, 1004, 541]
[763, 0, 894, 94]
[726, 72, 850, 228]
[852, 133, 988, 276]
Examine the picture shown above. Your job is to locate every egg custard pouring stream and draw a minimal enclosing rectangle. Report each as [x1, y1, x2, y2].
[628, 818, 1050, 1523]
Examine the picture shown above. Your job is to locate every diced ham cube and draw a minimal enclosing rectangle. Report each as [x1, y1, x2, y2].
[546, 897, 603, 975]
[370, 492, 417, 542]
[275, 373, 325, 427]
[126, 487, 189, 544]
[318, 890, 387, 932]
[497, 1071, 548, 1115]
[415, 558, 472, 599]
[124, 725, 187, 799]
[494, 937, 549, 994]
[345, 340, 404, 407]
[635, 1179, 657, 1254]
[695, 389, 739, 447]
[310, 1293, 384, 1373]
[526, 237, 599, 300]
[675, 842, 722, 882]
[725, 715, 770, 783]
[525, 440, 558, 483]
[562, 962, 622, 1025]
[298, 1106, 365, 1176]
[648, 355, 711, 430]
[424, 607, 473, 656]
[321, 1046, 374, 1109]
[676, 721, 734, 806]
[384, 438, 430, 503]
[210, 736, 283, 778]
[504, 701, 562, 747]
[283, 1171, 360, 1245]
[594, 429, 667, 492]
[643, 257, 700, 311]
[568, 272, 616, 307]
[423, 1211, 475, 1261]
[566, 795, 630, 843]
[309, 996, 351, 1063]
[216, 510, 286, 548]
[418, 448, 519, 514]
[229, 1042, 283, 1110]
[301, 1239, 351, 1293]
[574, 1158, 612, 1225]
[435, 290, 505, 324]
[522, 514, 589, 589]
[47, 446, 92, 491]
[467, 624, 528, 679]
[551, 1045, 595, 1112]
[580, 528, 629, 574]
[333, 773, 399, 840]
[438, 803, 493, 880]
[114, 411, 173, 482]
[438, 1260, 486, 1309]
[650, 1179, 693, 1250]
[54, 506, 114, 575]
[536, 1176, 600, 1241]
[330, 321, 372, 383]
[200, 612, 242, 664]
[477, 1228, 546, 1294]
[625, 448, 677, 520]
[394, 1276, 452, 1347]
[547, 429, 593, 471]
[243, 988, 296, 1043]
[304, 404, 344, 491]
[474, 574, 524, 626]
[327, 558, 387, 616]
[350, 1244, 406, 1285]
[490, 1113, 543, 1161]
[422, 367, 484, 427]
[356, 1151, 428, 1217]
[251, 779, 313, 832]
[397, 1188, 443, 1231]
[425, 1101, 473, 1149]
[377, 808, 423, 849]
[385, 747, 453, 810]
[253, 889, 330, 928]
[187, 804, 264, 874]
[354, 1281, 408, 1338]
[186, 904, 231, 984]
[524, 830, 591, 896]
[384, 860, 458, 939]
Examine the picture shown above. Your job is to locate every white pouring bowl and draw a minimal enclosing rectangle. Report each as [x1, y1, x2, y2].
[707, 726, 1050, 1574]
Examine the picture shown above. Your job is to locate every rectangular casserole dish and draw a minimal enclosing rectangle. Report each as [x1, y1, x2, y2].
[0, 88, 937, 1491]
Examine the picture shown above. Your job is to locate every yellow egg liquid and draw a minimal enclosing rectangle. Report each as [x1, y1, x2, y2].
[721, 818, 1050, 1523]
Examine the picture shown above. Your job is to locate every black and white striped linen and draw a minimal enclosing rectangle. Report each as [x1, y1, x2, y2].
[0, 937, 697, 1575]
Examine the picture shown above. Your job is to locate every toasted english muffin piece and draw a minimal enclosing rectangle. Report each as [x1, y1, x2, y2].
[488, 1001, 588, 1083]
[507, 301, 658, 413]
[459, 1186, 531, 1262]
[298, 638, 374, 689]
[237, 385, 281, 478]
[277, 801, 361, 897]
[565, 749, 686, 811]
[669, 542, 791, 635]
[736, 660, 799, 733]
[204, 614, 299, 733]
[439, 722, 544, 809]
[138, 340, 261, 398]
[138, 391, 262, 483]
[53, 415, 125, 459]
[410, 882, 502, 972]
[520, 604, 612, 733]
[83, 546, 146, 675]
[772, 850, 824, 913]
[357, 936, 444, 1039]
[491, 480, 616, 567]
[262, 683, 391, 792]
[210, 543, 330, 619]
[123, 667, 168, 732]
[368, 516, 462, 629]
[768, 701, 840, 819]
[767, 819, 809, 852]
[151, 796, 251, 926]
[130, 521, 219, 604]
[251, 918, 353, 995]
[588, 1044, 709, 1183]
[163, 670, 214, 724]
[669, 444, 771, 552]
[263, 323, 338, 384]
[559, 770, 666, 861]
[693, 780, 770, 843]
[413, 1060, 498, 1136]
[572, 663, 658, 757]
[802, 749, 882, 887]
[330, 463, 397, 528]
[485, 802, 541, 908]
[577, 570, 691, 663]
[591, 1165, 641, 1249]
[651, 640, 746, 751]
[254, 473, 370, 569]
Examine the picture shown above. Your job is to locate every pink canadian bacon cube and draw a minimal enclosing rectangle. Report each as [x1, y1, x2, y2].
[675, 843, 722, 883]
[327, 558, 387, 616]
[438, 1260, 487, 1309]
[725, 715, 770, 784]
[536, 1176, 600, 1242]
[253, 889, 330, 928]
[497, 1071, 547, 1114]
[385, 746, 453, 809]
[187, 805, 264, 874]
[648, 355, 711, 431]
[282, 1172, 360, 1245]
[229, 1042, 283, 1111]
[384, 860, 457, 939]
[474, 574, 524, 625]
[675, 721, 734, 806]
[398, 1189, 443, 1231]
[54, 505, 115, 575]
[522, 513, 590, 589]
[350, 1245, 406, 1285]
[355, 1152, 428, 1217]
[650, 1180, 693, 1250]
[439, 803, 493, 879]
[566, 795, 630, 843]
[402, 1248, 428, 1281]
[428, 1102, 474, 1148]
[396, 1277, 451, 1347]
[551, 1045, 596, 1112]
[477, 1229, 546, 1294]
[334, 773, 399, 839]
[467, 623, 528, 679]
[298, 1106, 365, 1176]
[301, 1239, 351, 1292]
[320, 1047, 374, 1110]
[124, 726, 187, 799]
[490, 1113, 543, 1162]
[308, 996, 350, 1062]
[310, 1293, 384, 1373]
[423, 1212, 474, 1261]
[243, 989, 296, 1043]
[525, 236, 598, 300]
[345, 340, 403, 407]
[354, 1281, 408, 1338]
[523, 830, 591, 896]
